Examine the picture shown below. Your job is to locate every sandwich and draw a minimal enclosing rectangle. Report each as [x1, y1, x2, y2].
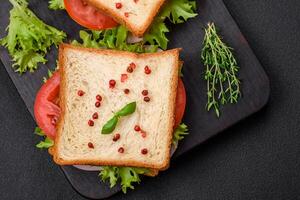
[55, 0, 197, 49]
[34, 43, 188, 192]
[31, 0, 193, 194]
[1, 0, 192, 193]
[55, 43, 179, 169]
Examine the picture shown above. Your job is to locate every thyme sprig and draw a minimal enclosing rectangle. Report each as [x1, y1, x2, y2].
[201, 22, 241, 117]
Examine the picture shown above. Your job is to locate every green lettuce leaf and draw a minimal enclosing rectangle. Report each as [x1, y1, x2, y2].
[100, 167, 119, 188]
[0, 0, 66, 74]
[48, 0, 65, 10]
[72, 27, 157, 53]
[144, 20, 169, 50]
[119, 167, 148, 193]
[144, 0, 197, 50]
[34, 127, 45, 136]
[159, 0, 197, 23]
[172, 123, 189, 146]
[34, 127, 54, 149]
[43, 69, 55, 83]
[100, 167, 148, 193]
[36, 137, 54, 149]
[42, 63, 59, 82]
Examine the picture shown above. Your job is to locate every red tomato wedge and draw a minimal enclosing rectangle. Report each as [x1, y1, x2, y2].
[34, 72, 60, 140]
[64, 0, 118, 30]
[34, 72, 186, 139]
[174, 79, 186, 128]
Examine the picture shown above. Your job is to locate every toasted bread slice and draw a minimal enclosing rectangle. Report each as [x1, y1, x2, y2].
[86, 0, 166, 36]
[53, 44, 180, 170]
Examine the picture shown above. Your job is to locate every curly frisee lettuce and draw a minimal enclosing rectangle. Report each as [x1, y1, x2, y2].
[172, 123, 189, 147]
[144, 0, 197, 50]
[34, 127, 54, 149]
[100, 166, 149, 193]
[0, 0, 66, 74]
[72, 26, 158, 53]
[48, 0, 65, 10]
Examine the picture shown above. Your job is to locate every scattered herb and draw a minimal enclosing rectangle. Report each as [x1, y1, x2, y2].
[0, 0, 66, 74]
[100, 166, 148, 193]
[48, 0, 65, 10]
[34, 127, 54, 149]
[172, 123, 189, 146]
[201, 22, 241, 117]
[101, 102, 136, 134]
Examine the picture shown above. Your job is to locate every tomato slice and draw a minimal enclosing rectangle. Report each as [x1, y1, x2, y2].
[174, 79, 186, 128]
[64, 0, 118, 30]
[34, 72, 186, 139]
[34, 72, 60, 140]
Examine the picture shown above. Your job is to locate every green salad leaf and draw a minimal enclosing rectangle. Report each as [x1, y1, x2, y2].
[34, 127, 54, 149]
[72, 27, 157, 53]
[144, 20, 169, 50]
[100, 167, 148, 193]
[144, 0, 197, 50]
[42, 63, 59, 82]
[43, 69, 55, 83]
[0, 0, 66, 74]
[48, 0, 65, 10]
[172, 123, 189, 146]
[36, 137, 54, 149]
[99, 166, 119, 188]
[159, 0, 197, 23]
[118, 167, 148, 193]
[34, 127, 45, 136]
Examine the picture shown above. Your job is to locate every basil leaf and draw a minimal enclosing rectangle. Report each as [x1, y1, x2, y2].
[115, 102, 136, 117]
[102, 116, 119, 134]
[101, 102, 137, 134]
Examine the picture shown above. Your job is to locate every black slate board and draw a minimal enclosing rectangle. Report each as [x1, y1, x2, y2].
[0, 0, 270, 199]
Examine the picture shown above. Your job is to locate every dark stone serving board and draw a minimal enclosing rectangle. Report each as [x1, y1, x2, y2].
[0, 0, 270, 199]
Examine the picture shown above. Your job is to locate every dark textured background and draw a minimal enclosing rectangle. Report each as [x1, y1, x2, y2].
[1, 0, 300, 199]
